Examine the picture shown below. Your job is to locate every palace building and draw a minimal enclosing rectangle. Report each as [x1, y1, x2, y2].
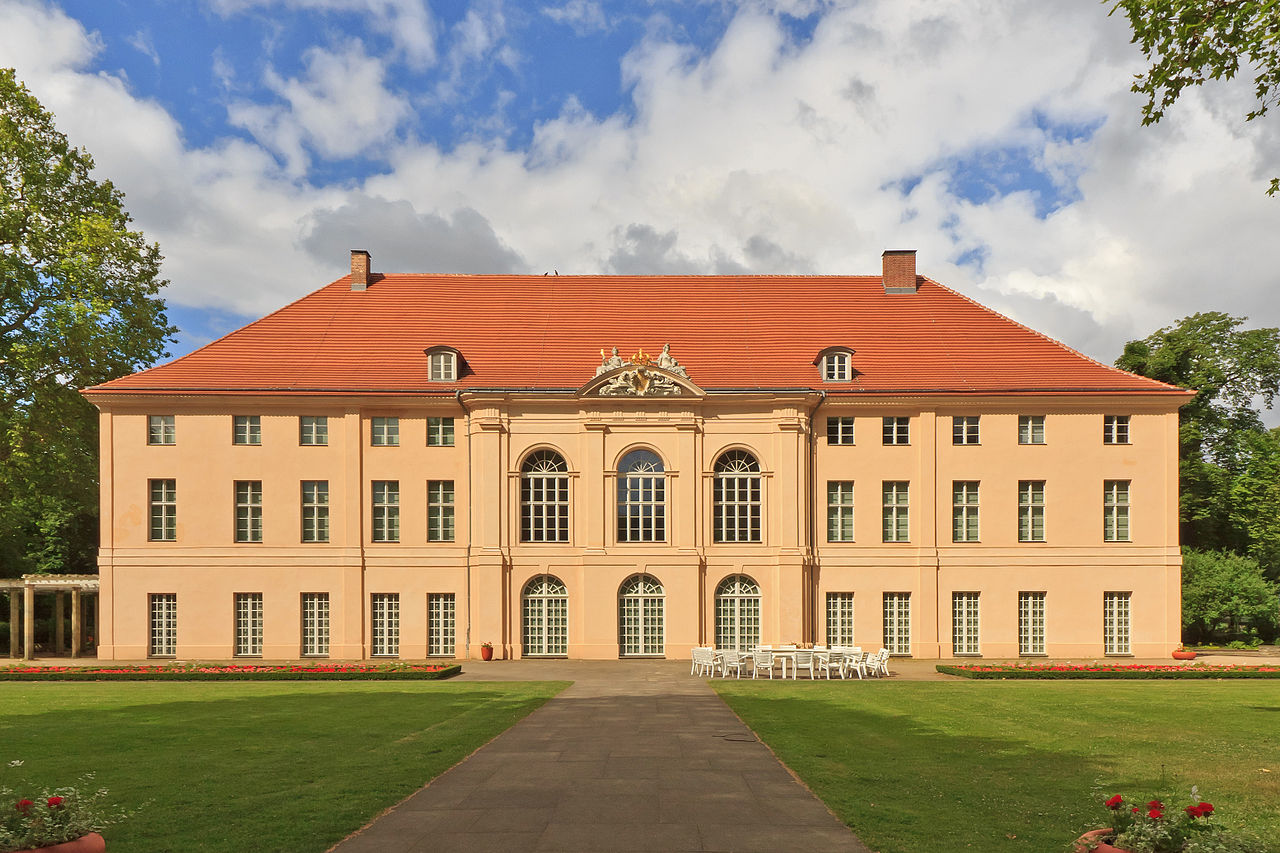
[83, 250, 1190, 661]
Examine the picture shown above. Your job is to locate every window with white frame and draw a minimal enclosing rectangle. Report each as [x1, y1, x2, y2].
[713, 450, 762, 543]
[233, 415, 261, 445]
[1018, 415, 1045, 445]
[370, 417, 399, 446]
[1018, 592, 1046, 655]
[1103, 415, 1130, 444]
[617, 449, 665, 542]
[372, 480, 400, 542]
[882, 481, 909, 542]
[149, 593, 177, 657]
[301, 481, 329, 543]
[148, 415, 175, 445]
[883, 592, 911, 655]
[301, 592, 329, 656]
[619, 574, 665, 656]
[823, 351, 851, 381]
[523, 575, 568, 657]
[371, 593, 399, 656]
[952, 592, 980, 655]
[234, 480, 263, 543]
[427, 593, 456, 656]
[826, 592, 855, 647]
[826, 416, 855, 445]
[299, 416, 328, 446]
[149, 479, 177, 541]
[234, 592, 264, 656]
[952, 481, 980, 542]
[882, 416, 910, 445]
[827, 481, 855, 542]
[427, 480, 455, 542]
[521, 450, 570, 542]
[952, 416, 980, 445]
[427, 416, 455, 446]
[429, 350, 458, 382]
[714, 575, 760, 651]
[1019, 480, 1046, 542]
[1104, 480, 1131, 542]
[1103, 592, 1131, 655]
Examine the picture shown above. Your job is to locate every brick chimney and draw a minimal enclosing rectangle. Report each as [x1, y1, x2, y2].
[882, 249, 918, 293]
[350, 249, 371, 291]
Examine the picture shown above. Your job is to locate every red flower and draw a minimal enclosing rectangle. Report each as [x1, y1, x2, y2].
[1147, 799, 1163, 810]
[1105, 795, 1124, 809]
[1148, 808, 1163, 819]
[1132, 807, 1140, 813]
[15, 799, 33, 814]
[1198, 802, 1214, 815]
[47, 796, 64, 809]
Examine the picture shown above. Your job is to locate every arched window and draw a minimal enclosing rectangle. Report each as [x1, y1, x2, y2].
[521, 450, 569, 542]
[522, 575, 568, 657]
[715, 575, 761, 651]
[618, 574, 664, 656]
[823, 351, 851, 381]
[713, 450, 761, 543]
[617, 449, 665, 542]
[427, 349, 458, 382]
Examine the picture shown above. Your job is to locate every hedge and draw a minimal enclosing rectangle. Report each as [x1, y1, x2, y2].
[936, 663, 1280, 680]
[0, 663, 462, 682]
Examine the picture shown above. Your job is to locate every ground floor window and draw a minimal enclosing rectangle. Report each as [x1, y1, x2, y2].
[234, 592, 264, 656]
[523, 576, 568, 657]
[1018, 592, 1045, 655]
[427, 593, 456, 656]
[1104, 592, 1131, 655]
[371, 593, 399, 657]
[619, 574, 664, 656]
[149, 593, 177, 657]
[883, 592, 911, 655]
[301, 593, 329, 656]
[714, 575, 760, 651]
[951, 592, 980, 655]
[826, 592, 855, 646]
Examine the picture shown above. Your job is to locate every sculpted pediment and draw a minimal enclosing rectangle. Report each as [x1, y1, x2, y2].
[578, 345, 705, 398]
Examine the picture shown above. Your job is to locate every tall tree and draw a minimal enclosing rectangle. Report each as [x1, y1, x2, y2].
[1110, 0, 1280, 195]
[1, 68, 174, 576]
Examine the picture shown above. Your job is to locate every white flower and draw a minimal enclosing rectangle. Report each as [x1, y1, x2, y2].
[7, 759, 23, 767]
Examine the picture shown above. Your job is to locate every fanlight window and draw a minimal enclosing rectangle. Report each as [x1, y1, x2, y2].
[715, 575, 761, 651]
[617, 449, 666, 542]
[521, 450, 569, 542]
[713, 450, 761, 543]
[428, 350, 457, 382]
[522, 575, 568, 657]
[618, 574, 665, 656]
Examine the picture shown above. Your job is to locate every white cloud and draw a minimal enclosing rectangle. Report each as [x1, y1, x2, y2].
[542, 0, 610, 36]
[127, 29, 161, 67]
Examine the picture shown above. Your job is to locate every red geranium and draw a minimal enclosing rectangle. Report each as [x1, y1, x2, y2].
[46, 795, 64, 808]
[1198, 802, 1214, 815]
[1105, 794, 1124, 809]
[1147, 799, 1164, 810]
[15, 798, 33, 813]
[1148, 808, 1163, 819]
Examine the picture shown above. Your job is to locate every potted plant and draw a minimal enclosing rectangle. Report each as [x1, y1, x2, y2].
[1172, 647, 1197, 661]
[480, 641, 493, 661]
[1, 772, 133, 853]
[1073, 789, 1274, 853]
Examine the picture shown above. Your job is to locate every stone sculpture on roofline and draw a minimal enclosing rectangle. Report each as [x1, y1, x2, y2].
[595, 343, 688, 396]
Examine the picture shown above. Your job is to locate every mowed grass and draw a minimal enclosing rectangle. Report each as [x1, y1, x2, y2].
[0, 680, 568, 852]
[713, 680, 1280, 852]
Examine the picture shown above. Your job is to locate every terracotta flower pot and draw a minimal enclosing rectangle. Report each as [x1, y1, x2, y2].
[22, 832, 107, 853]
[1172, 649, 1197, 660]
[1074, 828, 1130, 853]
[480, 645, 493, 661]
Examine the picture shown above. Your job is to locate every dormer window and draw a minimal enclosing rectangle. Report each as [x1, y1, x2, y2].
[819, 349, 853, 382]
[427, 348, 458, 382]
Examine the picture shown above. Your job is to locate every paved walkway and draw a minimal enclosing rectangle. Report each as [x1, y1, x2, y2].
[329, 660, 872, 853]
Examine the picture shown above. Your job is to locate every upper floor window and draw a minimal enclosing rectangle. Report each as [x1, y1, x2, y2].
[372, 480, 400, 542]
[428, 350, 458, 382]
[1019, 415, 1045, 445]
[952, 416, 979, 445]
[827, 416, 854, 445]
[427, 417, 455, 447]
[1103, 415, 1130, 445]
[713, 450, 762, 543]
[148, 415, 175, 445]
[521, 450, 570, 543]
[822, 351, 851, 382]
[883, 416, 910, 445]
[617, 449, 665, 542]
[233, 415, 261, 446]
[371, 417, 399, 446]
[1104, 480, 1131, 542]
[149, 478, 177, 541]
[300, 416, 328, 446]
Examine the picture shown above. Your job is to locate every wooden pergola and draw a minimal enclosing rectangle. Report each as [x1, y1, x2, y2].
[1, 575, 100, 660]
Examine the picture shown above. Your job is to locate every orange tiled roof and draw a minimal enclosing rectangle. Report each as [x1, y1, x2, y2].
[86, 274, 1188, 396]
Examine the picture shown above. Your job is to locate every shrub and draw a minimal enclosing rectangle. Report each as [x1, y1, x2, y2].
[1182, 549, 1279, 644]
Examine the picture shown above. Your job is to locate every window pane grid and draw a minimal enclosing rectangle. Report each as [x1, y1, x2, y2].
[429, 352, 457, 381]
[1019, 592, 1045, 655]
[824, 353, 850, 381]
[1104, 480, 1131, 541]
[427, 480, 455, 541]
[952, 481, 979, 542]
[882, 417, 909, 445]
[952, 416, 979, 445]
[827, 481, 854, 542]
[427, 417, 455, 446]
[149, 479, 177, 541]
[234, 593, 264, 656]
[882, 481, 909, 542]
[299, 416, 328, 446]
[148, 415, 175, 445]
[952, 592, 980, 655]
[427, 593, 456, 656]
[371, 593, 399, 656]
[149, 593, 177, 657]
[301, 593, 329, 656]
[826, 592, 855, 646]
[883, 592, 911, 655]
[372, 480, 400, 542]
[1104, 592, 1131, 654]
[371, 417, 400, 446]
[523, 576, 568, 656]
[714, 575, 761, 651]
[301, 480, 330, 543]
[826, 416, 855, 445]
[619, 575, 664, 656]
[233, 415, 261, 445]
[1019, 415, 1045, 444]
[1104, 415, 1130, 444]
[235, 480, 263, 543]
[1019, 480, 1046, 542]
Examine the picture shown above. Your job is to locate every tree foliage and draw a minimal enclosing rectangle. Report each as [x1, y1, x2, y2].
[1110, 0, 1280, 195]
[1181, 548, 1279, 643]
[1, 68, 174, 576]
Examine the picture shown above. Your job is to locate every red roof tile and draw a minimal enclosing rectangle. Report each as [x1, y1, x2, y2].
[86, 274, 1189, 396]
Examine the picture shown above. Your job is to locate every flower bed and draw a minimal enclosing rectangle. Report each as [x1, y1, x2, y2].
[0, 663, 461, 681]
[937, 663, 1280, 679]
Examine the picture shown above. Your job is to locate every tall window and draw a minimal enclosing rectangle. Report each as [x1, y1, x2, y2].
[883, 592, 911, 655]
[149, 593, 177, 657]
[952, 416, 980, 445]
[427, 416, 455, 446]
[823, 351, 851, 381]
[429, 351, 457, 381]
[371, 417, 399, 446]
[427, 593, 456, 656]
[826, 416, 854, 445]
[233, 415, 261, 445]
[301, 481, 329, 543]
[299, 416, 328, 446]
[1104, 592, 1131, 655]
[952, 481, 980, 542]
[1019, 480, 1046, 542]
[616, 450, 665, 542]
[882, 417, 910, 445]
[234, 480, 263, 543]
[714, 575, 760, 651]
[713, 450, 762, 543]
[427, 480, 455, 542]
[521, 450, 570, 542]
[149, 479, 177, 541]
[523, 576, 568, 657]
[1104, 480, 1131, 542]
[370, 593, 399, 657]
[826, 592, 855, 647]
[882, 481, 909, 542]
[1018, 415, 1045, 445]
[952, 592, 980, 655]
[301, 593, 329, 656]
[827, 481, 855, 542]
[619, 575, 664, 656]
[1103, 415, 1130, 444]
[234, 593, 264, 656]
[372, 480, 400, 542]
[1019, 592, 1045, 655]
[148, 415, 175, 445]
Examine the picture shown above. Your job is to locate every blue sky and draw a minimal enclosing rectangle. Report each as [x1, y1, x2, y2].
[4, 0, 1279, 372]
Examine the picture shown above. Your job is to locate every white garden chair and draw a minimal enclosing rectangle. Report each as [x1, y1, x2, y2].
[792, 648, 817, 680]
[751, 649, 776, 679]
[866, 649, 890, 677]
[817, 649, 844, 679]
[719, 649, 744, 679]
[842, 649, 868, 680]
[691, 646, 715, 677]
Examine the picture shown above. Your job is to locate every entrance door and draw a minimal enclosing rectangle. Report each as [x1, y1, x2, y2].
[522, 575, 568, 656]
[619, 574, 664, 656]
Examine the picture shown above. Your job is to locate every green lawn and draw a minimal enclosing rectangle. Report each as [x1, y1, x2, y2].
[713, 680, 1280, 853]
[0, 680, 567, 852]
